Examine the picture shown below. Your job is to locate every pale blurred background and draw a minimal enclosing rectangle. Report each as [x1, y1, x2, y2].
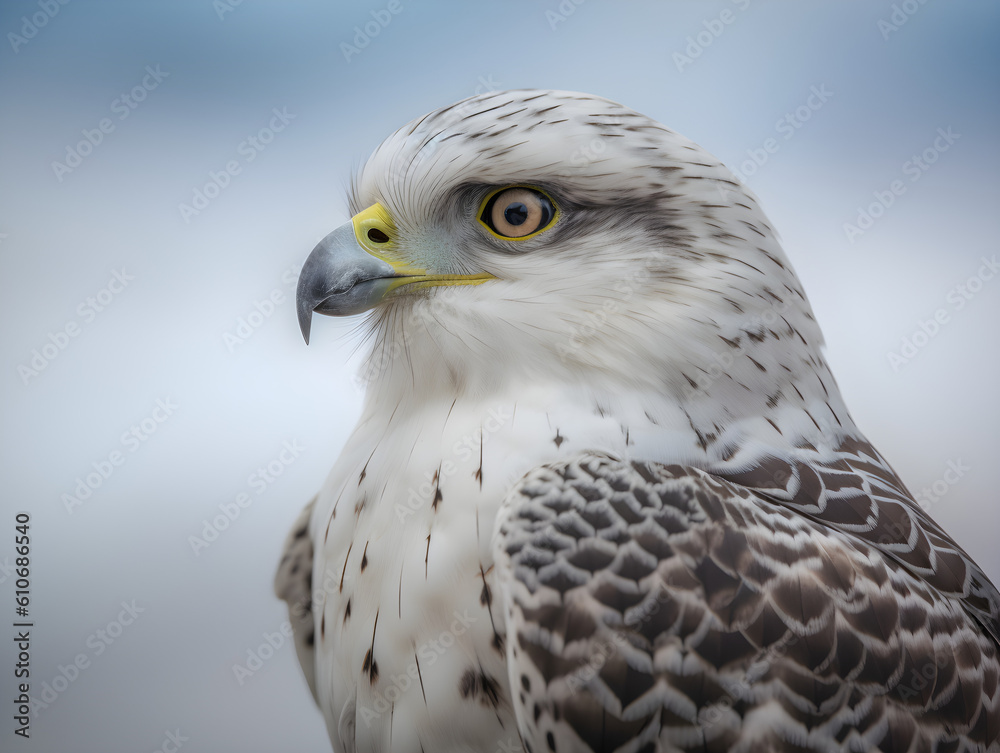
[1, 1, 997, 751]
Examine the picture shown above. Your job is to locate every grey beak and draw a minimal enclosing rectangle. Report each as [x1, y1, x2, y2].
[296, 223, 397, 344]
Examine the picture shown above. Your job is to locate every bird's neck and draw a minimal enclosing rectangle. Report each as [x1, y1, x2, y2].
[358, 295, 861, 470]
[359, 356, 860, 480]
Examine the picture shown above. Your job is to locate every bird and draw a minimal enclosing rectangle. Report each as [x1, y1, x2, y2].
[275, 89, 1000, 753]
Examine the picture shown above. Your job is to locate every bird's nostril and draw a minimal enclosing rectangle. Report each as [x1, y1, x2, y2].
[367, 228, 390, 243]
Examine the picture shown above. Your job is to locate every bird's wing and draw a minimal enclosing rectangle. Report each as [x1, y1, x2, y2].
[493, 454, 1000, 753]
[275, 495, 319, 704]
[714, 436, 1000, 647]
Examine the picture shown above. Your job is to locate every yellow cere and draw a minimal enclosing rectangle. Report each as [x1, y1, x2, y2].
[351, 202, 496, 293]
[352, 203, 398, 256]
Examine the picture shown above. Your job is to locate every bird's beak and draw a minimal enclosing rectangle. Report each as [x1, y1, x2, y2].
[296, 203, 493, 344]
[296, 221, 397, 344]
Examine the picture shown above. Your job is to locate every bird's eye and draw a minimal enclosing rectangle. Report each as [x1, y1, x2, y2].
[478, 186, 557, 240]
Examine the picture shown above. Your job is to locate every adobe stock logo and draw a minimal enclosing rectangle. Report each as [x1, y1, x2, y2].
[672, 0, 752, 73]
[51, 66, 169, 182]
[223, 265, 298, 353]
[727, 85, 833, 186]
[886, 255, 998, 372]
[7, 0, 72, 53]
[178, 108, 295, 222]
[28, 600, 144, 717]
[843, 127, 960, 244]
[61, 398, 177, 513]
[232, 623, 294, 685]
[18, 268, 135, 385]
[188, 440, 305, 555]
[340, 1, 404, 63]
[877, 0, 931, 40]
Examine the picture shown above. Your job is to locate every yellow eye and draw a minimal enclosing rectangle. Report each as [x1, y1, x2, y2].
[478, 186, 557, 240]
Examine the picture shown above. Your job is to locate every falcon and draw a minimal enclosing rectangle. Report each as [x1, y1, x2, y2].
[275, 89, 1000, 753]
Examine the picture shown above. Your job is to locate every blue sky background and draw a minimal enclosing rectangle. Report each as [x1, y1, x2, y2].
[1, 1, 998, 751]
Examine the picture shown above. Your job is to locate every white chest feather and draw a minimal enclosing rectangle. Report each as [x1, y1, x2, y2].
[310, 383, 702, 752]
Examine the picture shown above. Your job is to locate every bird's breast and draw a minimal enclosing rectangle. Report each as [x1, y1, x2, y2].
[309, 383, 701, 751]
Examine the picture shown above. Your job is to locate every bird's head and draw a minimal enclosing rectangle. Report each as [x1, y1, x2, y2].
[298, 90, 836, 423]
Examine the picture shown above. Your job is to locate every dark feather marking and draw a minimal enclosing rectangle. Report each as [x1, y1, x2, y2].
[415, 649, 428, 705]
[826, 401, 843, 427]
[731, 257, 764, 274]
[362, 609, 380, 684]
[682, 408, 710, 452]
[719, 335, 740, 349]
[432, 465, 443, 511]
[339, 541, 354, 592]
[358, 445, 378, 486]
[325, 484, 349, 540]
[478, 560, 504, 653]
[475, 431, 484, 487]
[496, 107, 528, 120]
[804, 409, 822, 432]
[459, 667, 503, 711]
[816, 372, 830, 397]
[404, 109, 434, 136]
[398, 565, 403, 619]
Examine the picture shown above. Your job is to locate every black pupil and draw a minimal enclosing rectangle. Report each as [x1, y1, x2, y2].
[504, 202, 528, 226]
[368, 228, 389, 243]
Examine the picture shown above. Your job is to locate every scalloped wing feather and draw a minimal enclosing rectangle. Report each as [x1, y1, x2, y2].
[494, 454, 1000, 753]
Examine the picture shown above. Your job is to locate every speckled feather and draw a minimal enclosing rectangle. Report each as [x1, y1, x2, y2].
[276, 90, 1000, 752]
[495, 454, 999, 753]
